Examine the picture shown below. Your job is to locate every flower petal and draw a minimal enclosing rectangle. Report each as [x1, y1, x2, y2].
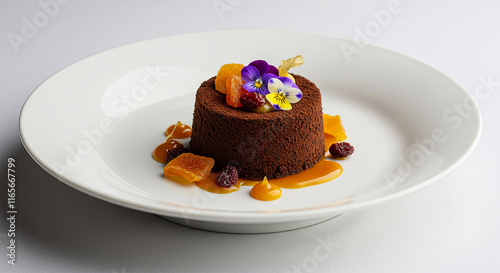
[268, 78, 284, 94]
[279, 100, 292, 110]
[284, 87, 302, 103]
[265, 93, 279, 105]
[261, 73, 278, 85]
[257, 85, 270, 95]
[242, 81, 260, 93]
[268, 65, 279, 76]
[278, 76, 295, 89]
[266, 93, 292, 110]
[249, 60, 270, 76]
[241, 65, 260, 82]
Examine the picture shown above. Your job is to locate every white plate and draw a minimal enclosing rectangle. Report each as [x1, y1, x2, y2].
[19, 31, 481, 233]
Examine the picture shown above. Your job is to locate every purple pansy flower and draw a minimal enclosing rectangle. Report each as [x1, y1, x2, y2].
[241, 60, 278, 95]
[265, 77, 302, 111]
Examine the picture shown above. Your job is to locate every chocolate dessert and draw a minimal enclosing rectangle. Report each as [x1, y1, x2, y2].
[190, 74, 324, 180]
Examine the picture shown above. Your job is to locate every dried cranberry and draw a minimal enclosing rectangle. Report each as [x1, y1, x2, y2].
[240, 92, 266, 110]
[165, 148, 190, 164]
[216, 166, 239, 188]
[329, 142, 354, 158]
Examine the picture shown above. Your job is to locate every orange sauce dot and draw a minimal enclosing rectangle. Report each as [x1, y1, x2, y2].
[165, 121, 192, 139]
[251, 177, 282, 201]
[152, 138, 184, 164]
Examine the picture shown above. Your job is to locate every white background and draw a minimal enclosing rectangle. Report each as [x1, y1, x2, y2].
[1, 0, 499, 272]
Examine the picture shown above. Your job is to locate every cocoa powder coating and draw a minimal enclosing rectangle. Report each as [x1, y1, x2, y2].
[190, 74, 324, 180]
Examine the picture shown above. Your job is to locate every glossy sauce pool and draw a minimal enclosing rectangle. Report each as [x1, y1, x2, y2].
[165, 121, 192, 139]
[195, 159, 342, 200]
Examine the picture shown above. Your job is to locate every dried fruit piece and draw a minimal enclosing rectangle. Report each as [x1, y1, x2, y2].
[252, 100, 275, 113]
[196, 173, 241, 193]
[152, 138, 184, 164]
[323, 114, 347, 142]
[226, 75, 248, 108]
[164, 153, 214, 182]
[240, 92, 266, 110]
[216, 166, 239, 188]
[165, 121, 192, 139]
[329, 142, 354, 158]
[165, 147, 190, 164]
[215, 63, 245, 94]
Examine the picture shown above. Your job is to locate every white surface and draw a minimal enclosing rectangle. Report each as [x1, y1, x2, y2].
[1, 0, 499, 272]
[19, 31, 481, 233]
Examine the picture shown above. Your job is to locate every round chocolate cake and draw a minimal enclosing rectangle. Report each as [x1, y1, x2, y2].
[190, 74, 324, 180]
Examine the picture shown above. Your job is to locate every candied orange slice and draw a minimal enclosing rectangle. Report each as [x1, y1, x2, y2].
[215, 63, 244, 94]
[323, 114, 347, 142]
[163, 153, 214, 182]
[324, 134, 337, 152]
[226, 75, 247, 108]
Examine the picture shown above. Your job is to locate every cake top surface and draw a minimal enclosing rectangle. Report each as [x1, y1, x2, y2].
[196, 74, 322, 121]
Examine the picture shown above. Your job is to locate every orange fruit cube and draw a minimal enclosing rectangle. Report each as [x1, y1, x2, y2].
[226, 75, 248, 108]
[214, 63, 244, 94]
[163, 153, 214, 182]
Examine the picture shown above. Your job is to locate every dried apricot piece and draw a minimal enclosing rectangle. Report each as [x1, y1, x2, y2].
[215, 63, 244, 94]
[226, 75, 248, 108]
[323, 114, 347, 142]
[165, 147, 190, 164]
[163, 153, 214, 182]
